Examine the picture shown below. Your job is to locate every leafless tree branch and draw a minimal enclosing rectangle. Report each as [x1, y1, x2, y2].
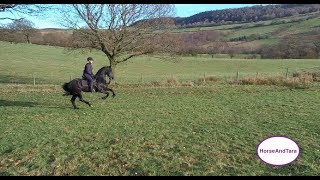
[59, 4, 176, 79]
[0, 4, 54, 21]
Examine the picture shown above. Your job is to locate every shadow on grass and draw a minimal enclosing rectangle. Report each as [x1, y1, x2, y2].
[0, 99, 39, 107]
[0, 99, 74, 109]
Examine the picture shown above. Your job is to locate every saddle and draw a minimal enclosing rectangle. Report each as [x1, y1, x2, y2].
[80, 79, 97, 88]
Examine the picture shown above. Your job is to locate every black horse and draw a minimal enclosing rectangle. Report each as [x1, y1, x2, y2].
[62, 66, 116, 109]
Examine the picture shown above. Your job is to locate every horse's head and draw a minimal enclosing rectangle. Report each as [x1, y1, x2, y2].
[106, 66, 114, 80]
[95, 66, 114, 83]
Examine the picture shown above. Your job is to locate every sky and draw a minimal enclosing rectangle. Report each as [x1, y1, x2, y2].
[0, 4, 266, 29]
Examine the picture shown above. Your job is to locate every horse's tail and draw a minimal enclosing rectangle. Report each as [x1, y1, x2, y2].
[62, 82, 71, 96]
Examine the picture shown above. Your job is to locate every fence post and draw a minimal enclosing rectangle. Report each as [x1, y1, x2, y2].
[256, 72, 259, 78]
[286, 68, 289, 79]
[12, 71, 15, 84]
[140, 74, 143, 84]
[236, 71, 239, 81]
[33, 73, 36, 86]
[203, 72, 206, 83]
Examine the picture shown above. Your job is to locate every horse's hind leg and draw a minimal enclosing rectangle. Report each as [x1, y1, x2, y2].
[71, 95, 79, 109]
[79, 94, 92, 107]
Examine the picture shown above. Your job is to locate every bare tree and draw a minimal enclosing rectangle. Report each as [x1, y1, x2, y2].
[59, 4, 176, 79]
[0, 4, 53, 21]
[7, 19, 37, 43]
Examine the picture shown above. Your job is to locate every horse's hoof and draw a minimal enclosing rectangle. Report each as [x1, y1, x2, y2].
[89, 105, 93, 108]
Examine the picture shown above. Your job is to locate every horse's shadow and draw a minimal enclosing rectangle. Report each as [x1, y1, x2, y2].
[0, 99, 81, 109]
[0, 99, 39, 107]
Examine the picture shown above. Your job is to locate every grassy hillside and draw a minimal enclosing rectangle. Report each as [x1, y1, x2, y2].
[30, 11, 320, 55]
[172, 12, 320, 52]
[1, 41, 319, 85]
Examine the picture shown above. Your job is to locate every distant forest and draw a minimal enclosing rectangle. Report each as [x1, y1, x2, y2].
[174, 4, 320, 27]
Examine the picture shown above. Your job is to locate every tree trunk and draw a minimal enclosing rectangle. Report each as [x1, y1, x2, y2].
[109, 57, 118, 85]
[26, 35, 30, 44]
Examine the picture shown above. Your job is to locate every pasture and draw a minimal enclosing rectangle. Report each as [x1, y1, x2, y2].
[1, 85, 320, 175]
[0, 41, 320, 175]
[0, 42, 320, 85]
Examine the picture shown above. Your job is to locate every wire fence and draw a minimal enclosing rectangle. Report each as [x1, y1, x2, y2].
[3, 66, 319, 86]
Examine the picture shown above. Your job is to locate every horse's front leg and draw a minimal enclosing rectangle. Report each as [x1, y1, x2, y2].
[97, 85, 110, 100]
[101, 90, 109, 100]
[106, 87, 116, 98]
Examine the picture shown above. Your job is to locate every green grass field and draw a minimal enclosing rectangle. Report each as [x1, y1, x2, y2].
[0, 84, 320, 175]
[1, 42, 320, 175]
[1, 42, 319, 85]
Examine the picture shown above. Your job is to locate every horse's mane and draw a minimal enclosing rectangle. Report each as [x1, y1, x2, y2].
[94, 66, 111, 84]
[95, 66, 107, 77]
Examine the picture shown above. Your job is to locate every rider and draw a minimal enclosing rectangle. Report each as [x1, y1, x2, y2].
[82, 57, 95, 92]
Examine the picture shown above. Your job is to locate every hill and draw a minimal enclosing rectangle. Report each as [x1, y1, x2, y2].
[171, 11, 320, 57]
[1, 4, 319, 58]
[173, 4, 320, 28]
